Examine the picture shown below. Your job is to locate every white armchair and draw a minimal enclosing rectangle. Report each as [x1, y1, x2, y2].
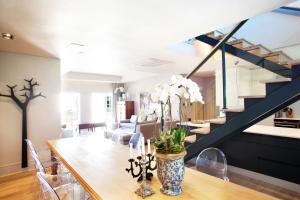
[108, 115, 138, 145]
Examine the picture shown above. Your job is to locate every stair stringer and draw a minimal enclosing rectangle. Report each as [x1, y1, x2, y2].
[185, 76, 300, 161]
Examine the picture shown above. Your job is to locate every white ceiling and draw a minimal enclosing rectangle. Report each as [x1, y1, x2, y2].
[219, 11, 300, 50]
[0, 0, 296, 82]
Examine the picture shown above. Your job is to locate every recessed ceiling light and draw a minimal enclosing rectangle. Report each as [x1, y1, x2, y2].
[1, 33, 14, 40]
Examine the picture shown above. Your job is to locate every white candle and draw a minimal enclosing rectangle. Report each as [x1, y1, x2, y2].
[129, 143, 133, 159]
[141, 137, 145, 155]
[147, 139, 151, 154]
[137, 140, 141, 156]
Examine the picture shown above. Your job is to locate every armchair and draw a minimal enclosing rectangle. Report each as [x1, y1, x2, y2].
[109, 115, 138, 145]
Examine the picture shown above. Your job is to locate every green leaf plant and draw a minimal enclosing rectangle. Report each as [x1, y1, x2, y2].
[154, 128, 186, 154]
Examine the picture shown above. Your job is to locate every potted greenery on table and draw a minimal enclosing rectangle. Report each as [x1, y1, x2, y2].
[154, 127, 186, 196]
[150, 75, 203, 196]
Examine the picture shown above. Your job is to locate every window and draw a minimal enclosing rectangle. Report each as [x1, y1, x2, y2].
[91, 93, 112, 123]
[61, 93, 80, 129]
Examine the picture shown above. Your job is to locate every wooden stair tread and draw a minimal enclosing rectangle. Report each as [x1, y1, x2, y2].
[279, 60, 300, 68]
[262, 51, 293, 64]
[228, 39, 254, 46]
[228, 39, 245, 45]
[184, 135, 196, 143]
[238, 95, 265, 99]
[205, 118, 226, 124]
[285, 59, 300, 67]
[281, 61, 292, 68]
[259, 78, 291, 84]
[262, 51, 293, 60]
[220, 108, 244, 112]
[190, 127, 210, 135]
[243, 44, 271, 52]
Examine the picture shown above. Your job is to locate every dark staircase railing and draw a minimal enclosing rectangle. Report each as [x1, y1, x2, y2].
[185, 67, 300, 161]
[186, 20, 248, 79]
[184, 19, 300, 162]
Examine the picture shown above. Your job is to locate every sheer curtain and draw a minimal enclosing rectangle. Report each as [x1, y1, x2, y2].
[112, 83, 124, 123]
[60, 92, 80, 129]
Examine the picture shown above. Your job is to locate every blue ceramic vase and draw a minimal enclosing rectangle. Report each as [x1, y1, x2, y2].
[156, 150, 187, 196]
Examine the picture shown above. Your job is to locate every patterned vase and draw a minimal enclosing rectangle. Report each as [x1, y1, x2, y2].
[156, 150, 187, 196]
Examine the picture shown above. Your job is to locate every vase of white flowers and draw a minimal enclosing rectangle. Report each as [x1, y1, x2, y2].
[151, 75, 204, 196]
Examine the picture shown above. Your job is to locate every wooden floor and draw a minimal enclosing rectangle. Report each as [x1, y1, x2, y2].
[1, 171, 300, 200]
[0, 173, 39, 200]
[185, 160, 300, 200]
[228, 171, 300, 200]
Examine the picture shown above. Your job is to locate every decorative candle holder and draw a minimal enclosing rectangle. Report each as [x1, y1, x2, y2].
[134, 155, 155, 198]
[125, 153, 157, 182]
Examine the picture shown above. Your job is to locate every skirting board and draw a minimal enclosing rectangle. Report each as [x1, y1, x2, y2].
[0, 160, 35, 177]
[228, 165, 300, 193]
[0, 148, 51, 176]
[0, 169, 35, 183]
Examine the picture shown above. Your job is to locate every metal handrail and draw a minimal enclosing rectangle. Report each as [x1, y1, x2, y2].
[186, 19, 248, 79]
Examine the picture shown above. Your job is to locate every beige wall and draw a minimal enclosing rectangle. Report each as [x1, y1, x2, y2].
[0, 52, 61, 176]
[62, 80, 113, 123]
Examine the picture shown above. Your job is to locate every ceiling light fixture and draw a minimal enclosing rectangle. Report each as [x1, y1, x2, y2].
[1, 33, 14, 40]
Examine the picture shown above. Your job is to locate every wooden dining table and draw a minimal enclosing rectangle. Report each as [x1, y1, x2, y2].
[47, 135, 278, 200]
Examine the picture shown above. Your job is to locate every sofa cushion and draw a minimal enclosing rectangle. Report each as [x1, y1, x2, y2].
[119, 123, 135, 129]
[129, 133, 141, 148]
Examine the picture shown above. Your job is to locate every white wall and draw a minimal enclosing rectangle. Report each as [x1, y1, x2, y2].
[62, 80, 113, 123]
[0, 52, 61, 176]
[215, 65, 300, 125]
[125, 75, 180, 121]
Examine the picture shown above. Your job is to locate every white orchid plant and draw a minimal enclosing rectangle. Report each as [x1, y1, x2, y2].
[114, 86, 125, 94]
[151, 75, 204, 126]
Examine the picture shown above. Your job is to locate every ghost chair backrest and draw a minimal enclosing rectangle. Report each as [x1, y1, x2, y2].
[31, 152, 46, 174]
[196, 147, 229, 181]
[37, 172, 60, 200]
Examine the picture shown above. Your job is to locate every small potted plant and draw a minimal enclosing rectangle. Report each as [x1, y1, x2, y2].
[154, 127, 186, 196]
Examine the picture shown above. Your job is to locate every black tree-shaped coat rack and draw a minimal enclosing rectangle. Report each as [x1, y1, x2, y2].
[0, 78, 45, 168]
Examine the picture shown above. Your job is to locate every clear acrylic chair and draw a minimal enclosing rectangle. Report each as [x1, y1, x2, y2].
[196, 147, 229, 181]
[25, 139, 69, 175]
[28, 140, 76, 190]
[28, 140, 90, 200]
[31, 152, 74, 188]
[37, 172, 92, 200]
[37, 172, 74, 200]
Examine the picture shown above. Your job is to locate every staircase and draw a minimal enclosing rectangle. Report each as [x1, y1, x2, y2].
[184, 30, 300, 161]
[197, 31, 294, 77]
